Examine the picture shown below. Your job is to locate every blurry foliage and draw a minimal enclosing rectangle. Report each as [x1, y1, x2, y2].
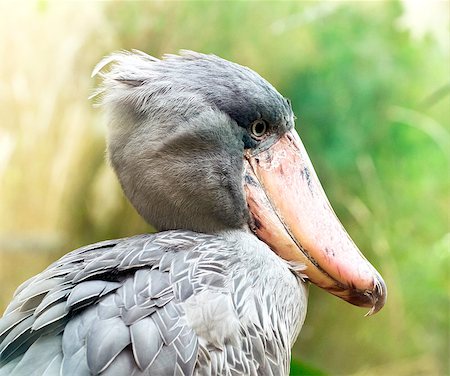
[290, 358, 327, 376]
[0, 1, 448, 375]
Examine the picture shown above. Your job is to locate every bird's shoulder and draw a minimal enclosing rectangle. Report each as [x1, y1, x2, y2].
[0, 230, 239, 375]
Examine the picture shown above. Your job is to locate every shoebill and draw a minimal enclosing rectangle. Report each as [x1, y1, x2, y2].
[0, 50, 386, 376]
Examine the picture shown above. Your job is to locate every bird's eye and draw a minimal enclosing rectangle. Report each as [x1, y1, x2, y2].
[250, 119, 268, 139]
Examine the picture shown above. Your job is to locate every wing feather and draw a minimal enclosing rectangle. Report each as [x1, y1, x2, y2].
[8, 335, 62, 376]
[130, 316, 163, 370]
[0, 230, 296, 375]
[34, 286, 71, 316]
[31, 302, 67, 331]
[66, 280, 121, 309]
[86, 316, 131, 374]
[61, 347, 90, 376]
[0, 311, 30, 340]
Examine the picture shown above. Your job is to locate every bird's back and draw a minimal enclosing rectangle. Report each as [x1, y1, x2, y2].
[0, 230, 305, 376]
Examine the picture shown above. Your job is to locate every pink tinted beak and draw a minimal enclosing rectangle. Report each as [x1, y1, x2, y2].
[244, 130, 386, 314]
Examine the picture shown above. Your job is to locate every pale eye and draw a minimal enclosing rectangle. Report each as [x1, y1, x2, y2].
[250, 119, 268, 139]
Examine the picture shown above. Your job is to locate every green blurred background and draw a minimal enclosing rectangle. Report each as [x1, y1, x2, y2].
[0, 1, 448, 375]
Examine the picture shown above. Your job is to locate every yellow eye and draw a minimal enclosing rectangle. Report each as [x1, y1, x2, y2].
[250, 119, 268, 139]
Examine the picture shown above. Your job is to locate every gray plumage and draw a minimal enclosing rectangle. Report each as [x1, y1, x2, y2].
[96, 50, 294, 233]
[0, 231, 306, 375]
[0, 51, 306, 375]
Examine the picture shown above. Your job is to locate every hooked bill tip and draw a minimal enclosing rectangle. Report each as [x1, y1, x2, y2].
[364, 275, 387, 316]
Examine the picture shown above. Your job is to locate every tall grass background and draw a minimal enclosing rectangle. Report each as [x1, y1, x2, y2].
[0, 1, 448, 375]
